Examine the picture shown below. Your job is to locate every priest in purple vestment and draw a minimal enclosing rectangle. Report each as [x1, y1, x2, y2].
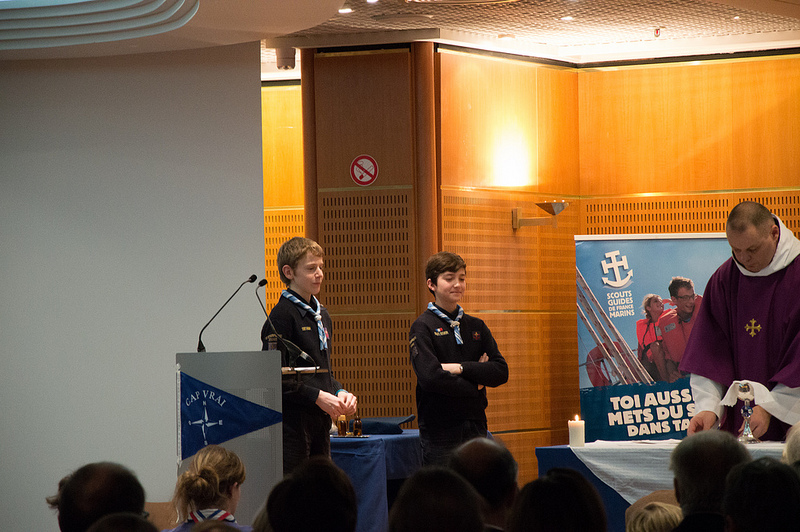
[680, 201, 800, 441]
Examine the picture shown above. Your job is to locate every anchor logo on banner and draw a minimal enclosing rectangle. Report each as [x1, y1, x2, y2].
[601, 250, 634, 288]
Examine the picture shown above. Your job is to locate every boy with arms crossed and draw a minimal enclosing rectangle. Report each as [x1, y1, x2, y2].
[261, 237, 357, 474]
[409, 251, 509, 465]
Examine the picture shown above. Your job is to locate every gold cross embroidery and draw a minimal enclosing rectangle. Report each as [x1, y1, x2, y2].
[745, 319, 762, 338]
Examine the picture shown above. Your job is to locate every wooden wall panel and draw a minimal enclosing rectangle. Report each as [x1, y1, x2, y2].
[438, 50, 540, 189]
[731, 57, 800, 185]
[538, 66, 580, 194]
[317, 189, 419, 420]
[580, 55, 800, 196]
[311, 49, 420, 421]
[579, 191, 800, 235]
[313, 50, 414, 189]
[261, 85, 304, 208]
[261, 84, 305, 301]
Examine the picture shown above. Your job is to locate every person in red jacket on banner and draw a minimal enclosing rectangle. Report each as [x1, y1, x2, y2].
[650, 277, 702, 383]
[636, 293, 665, 381]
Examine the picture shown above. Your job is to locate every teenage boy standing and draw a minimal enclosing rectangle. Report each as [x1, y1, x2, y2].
[409, 251, 509, 465]
[261, 237, 357, 474]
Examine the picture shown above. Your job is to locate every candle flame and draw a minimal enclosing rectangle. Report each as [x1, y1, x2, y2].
[574, 415, 580, 421]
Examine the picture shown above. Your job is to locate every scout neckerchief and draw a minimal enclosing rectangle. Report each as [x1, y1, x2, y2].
[188, 509, 236, 523]
[428, 302, 464, 345]
[282, 289, 328, 351]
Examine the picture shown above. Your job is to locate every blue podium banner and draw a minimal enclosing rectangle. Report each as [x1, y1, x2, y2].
[575, 233, 729, 441]
[179, 371, 282, 459]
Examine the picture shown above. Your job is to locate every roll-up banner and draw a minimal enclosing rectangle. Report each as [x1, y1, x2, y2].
[575, 233, 730, 442]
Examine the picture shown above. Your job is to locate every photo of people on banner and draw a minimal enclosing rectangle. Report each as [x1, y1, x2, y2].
[575, 234, 730, 442]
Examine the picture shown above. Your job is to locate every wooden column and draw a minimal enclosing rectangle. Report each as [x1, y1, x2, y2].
[411, 42, 438, 309]
[300, 48, 318, 241]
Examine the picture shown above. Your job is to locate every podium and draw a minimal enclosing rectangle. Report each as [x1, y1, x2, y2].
[176, 350, 282, 524]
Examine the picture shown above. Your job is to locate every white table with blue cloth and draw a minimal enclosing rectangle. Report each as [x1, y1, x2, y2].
[536, 439, 785, 532]
[331, 428, 423, 532]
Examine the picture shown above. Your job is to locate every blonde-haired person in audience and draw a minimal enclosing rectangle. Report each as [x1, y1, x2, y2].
[163, 445, 251, 532]
[626, 502, 681, 532]
[782, 421, 800, 465]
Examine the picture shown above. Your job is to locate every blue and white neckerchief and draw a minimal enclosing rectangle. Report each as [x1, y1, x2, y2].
[188, 509, 236, 523]
[427, 302, 464, 345]
[282, 289, 328, 351]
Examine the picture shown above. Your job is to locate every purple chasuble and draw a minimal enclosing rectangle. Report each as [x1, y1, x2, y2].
[680, 256, 800, 441]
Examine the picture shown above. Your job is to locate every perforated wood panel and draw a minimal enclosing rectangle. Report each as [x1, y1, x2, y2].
[263, 208, 304, 300]
[580, 192, 800, 235]
[440, 187, 581, 434]
[493, 430, 569, 485]
[332, 314, 416, 418]
[318, 189, 418, 420]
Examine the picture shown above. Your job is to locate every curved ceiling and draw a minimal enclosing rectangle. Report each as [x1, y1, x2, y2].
[0, 0, 345, 60]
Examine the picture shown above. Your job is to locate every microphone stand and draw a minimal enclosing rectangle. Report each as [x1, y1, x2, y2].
[197, 274, 257, 352]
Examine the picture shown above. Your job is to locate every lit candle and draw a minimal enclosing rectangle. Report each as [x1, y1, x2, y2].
[568, 415, 585, 447]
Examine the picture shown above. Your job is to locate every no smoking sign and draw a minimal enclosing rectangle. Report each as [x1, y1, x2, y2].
[350, 154, 379, 187]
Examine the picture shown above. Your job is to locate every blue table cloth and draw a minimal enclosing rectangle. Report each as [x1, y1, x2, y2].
[331, 429, 422, 532]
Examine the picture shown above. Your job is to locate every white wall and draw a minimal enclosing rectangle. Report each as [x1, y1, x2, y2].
[0, 42, 265, 530]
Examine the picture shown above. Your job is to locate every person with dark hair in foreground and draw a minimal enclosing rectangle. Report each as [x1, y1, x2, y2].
[723, 456, 800, 532]
[253, 456, 356, 532]
[507, 468, 607, 532]
[51, 462, 146, 532]
[669, 430, 751, 531]
[449, 437, 518, 531]
[389, 466, 483, 532]
[85, 513, 158, 532]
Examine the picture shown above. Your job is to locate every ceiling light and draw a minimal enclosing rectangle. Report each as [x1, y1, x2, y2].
[367, 0, 379, 3]
[339, 7, 353, 13]
[561, 16, 574, 21]
[498, 33, 515, 40]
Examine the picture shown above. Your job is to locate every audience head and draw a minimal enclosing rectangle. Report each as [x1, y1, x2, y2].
[448, 437, 518, 526]
[625, 502, 682, 532]
[53, 462, 146, 532]
[172, 445, 246, 521]
[84, 513, 157, 532]
[723, 456, 800, 532]
[669, 430, 750, 516]
[256, 456, 356, 532]
[506, 467, 607, 532]
[783, 421, 800, 464]
[389, 466, 483, 532]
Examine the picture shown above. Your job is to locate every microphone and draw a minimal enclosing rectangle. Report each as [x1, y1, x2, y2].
[255, 279, 316, 367]
[197, 274, 257, 352]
